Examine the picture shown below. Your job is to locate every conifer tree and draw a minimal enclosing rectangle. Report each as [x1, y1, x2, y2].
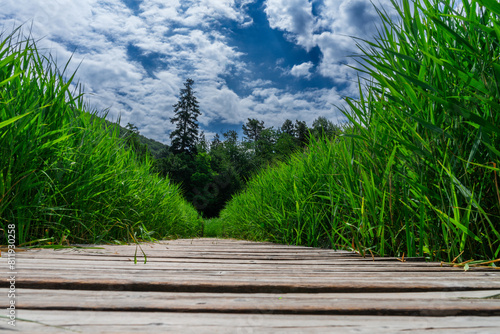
[280, 119, 295, 136]
[242, 118, 264, 143]
[197, 131, 208, 153]
[210, 133, 221, 150]
[170, 78, 201, 154]
[294, 120, 309, 146]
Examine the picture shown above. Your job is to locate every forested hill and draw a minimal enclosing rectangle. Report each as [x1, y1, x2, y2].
[103, 119, 168, 158]
[118, 125, 167, 158]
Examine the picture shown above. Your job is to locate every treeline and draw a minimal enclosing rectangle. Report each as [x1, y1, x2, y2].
[154, 116, 341, 218]
[125, 78, 342, 217]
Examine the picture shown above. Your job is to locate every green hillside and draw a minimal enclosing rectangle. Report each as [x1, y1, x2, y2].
[117, 125, 168, 159]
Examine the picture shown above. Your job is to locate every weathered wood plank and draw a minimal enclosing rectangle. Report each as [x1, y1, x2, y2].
[2, 240, 499, 294]
[18, 288, 500, 301]
[4, 248, 455, 267]
[12, 252, 413, 261]
[16, 289, 500, 316]
[13, 266, 484, 273]
[10, 255, 440, 267]
[14, 249, 423, 261]
[2, 239, 500, 333]
[8, 258, 499, 277]
[11, 272, 499, 282]
[11, 277, 500, 293]
[5, 310, 500, 334]
[13, 263, 490, 273]
[9, 260, 500, 279]
[11, 267, 500, 280]
[10, 238, 421, 258]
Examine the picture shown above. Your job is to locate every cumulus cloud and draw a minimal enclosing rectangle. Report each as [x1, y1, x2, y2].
[265, 0, 316, 50]
[229, 86, 346, 130]
[264, 0, 395, 83]
[0, 0, 254, 142]
[290, 61, 313, 79]
[1, 0, 385, 143]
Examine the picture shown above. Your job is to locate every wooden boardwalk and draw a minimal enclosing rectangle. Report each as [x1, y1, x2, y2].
[2, 238, 500, 333]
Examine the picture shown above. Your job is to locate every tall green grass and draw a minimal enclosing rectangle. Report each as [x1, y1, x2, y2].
[0, 28, 202, 245]
[220, 0, 500, 262]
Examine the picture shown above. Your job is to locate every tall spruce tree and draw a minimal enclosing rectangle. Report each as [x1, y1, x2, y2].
[170, 78, 201, 154]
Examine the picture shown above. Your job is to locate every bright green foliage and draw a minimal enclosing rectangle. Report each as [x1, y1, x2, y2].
[220, 0, 500, 262]
[220, 136, 340, 244]
[203, 217, 229, 238]
[0, 29, 202, 245]
[274, 132, 297, 159]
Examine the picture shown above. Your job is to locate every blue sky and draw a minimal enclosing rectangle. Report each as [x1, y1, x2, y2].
[1, 0, 393, 144]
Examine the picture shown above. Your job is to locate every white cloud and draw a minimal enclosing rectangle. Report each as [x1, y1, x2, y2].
[139, 0, 252, 28]
[1, 0, 373, 144]
[290, 61, 313, 79]
[243, 79, 273, 89]
[265, 0, 316, 50]
[264, 0, 395, 82]
[202, 85, 242, 125]
[233, 86, 346, 129]
[0, 0, 254, 142]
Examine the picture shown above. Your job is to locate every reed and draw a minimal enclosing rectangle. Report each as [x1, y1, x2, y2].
[0, 28, 202, 245]
[220, 0, 500, 262]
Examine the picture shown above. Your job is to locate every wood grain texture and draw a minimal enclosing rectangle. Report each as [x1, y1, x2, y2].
[5, 311, 500, 334]
[1, 238, 499, 333]
[16, 288, 500, 316]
